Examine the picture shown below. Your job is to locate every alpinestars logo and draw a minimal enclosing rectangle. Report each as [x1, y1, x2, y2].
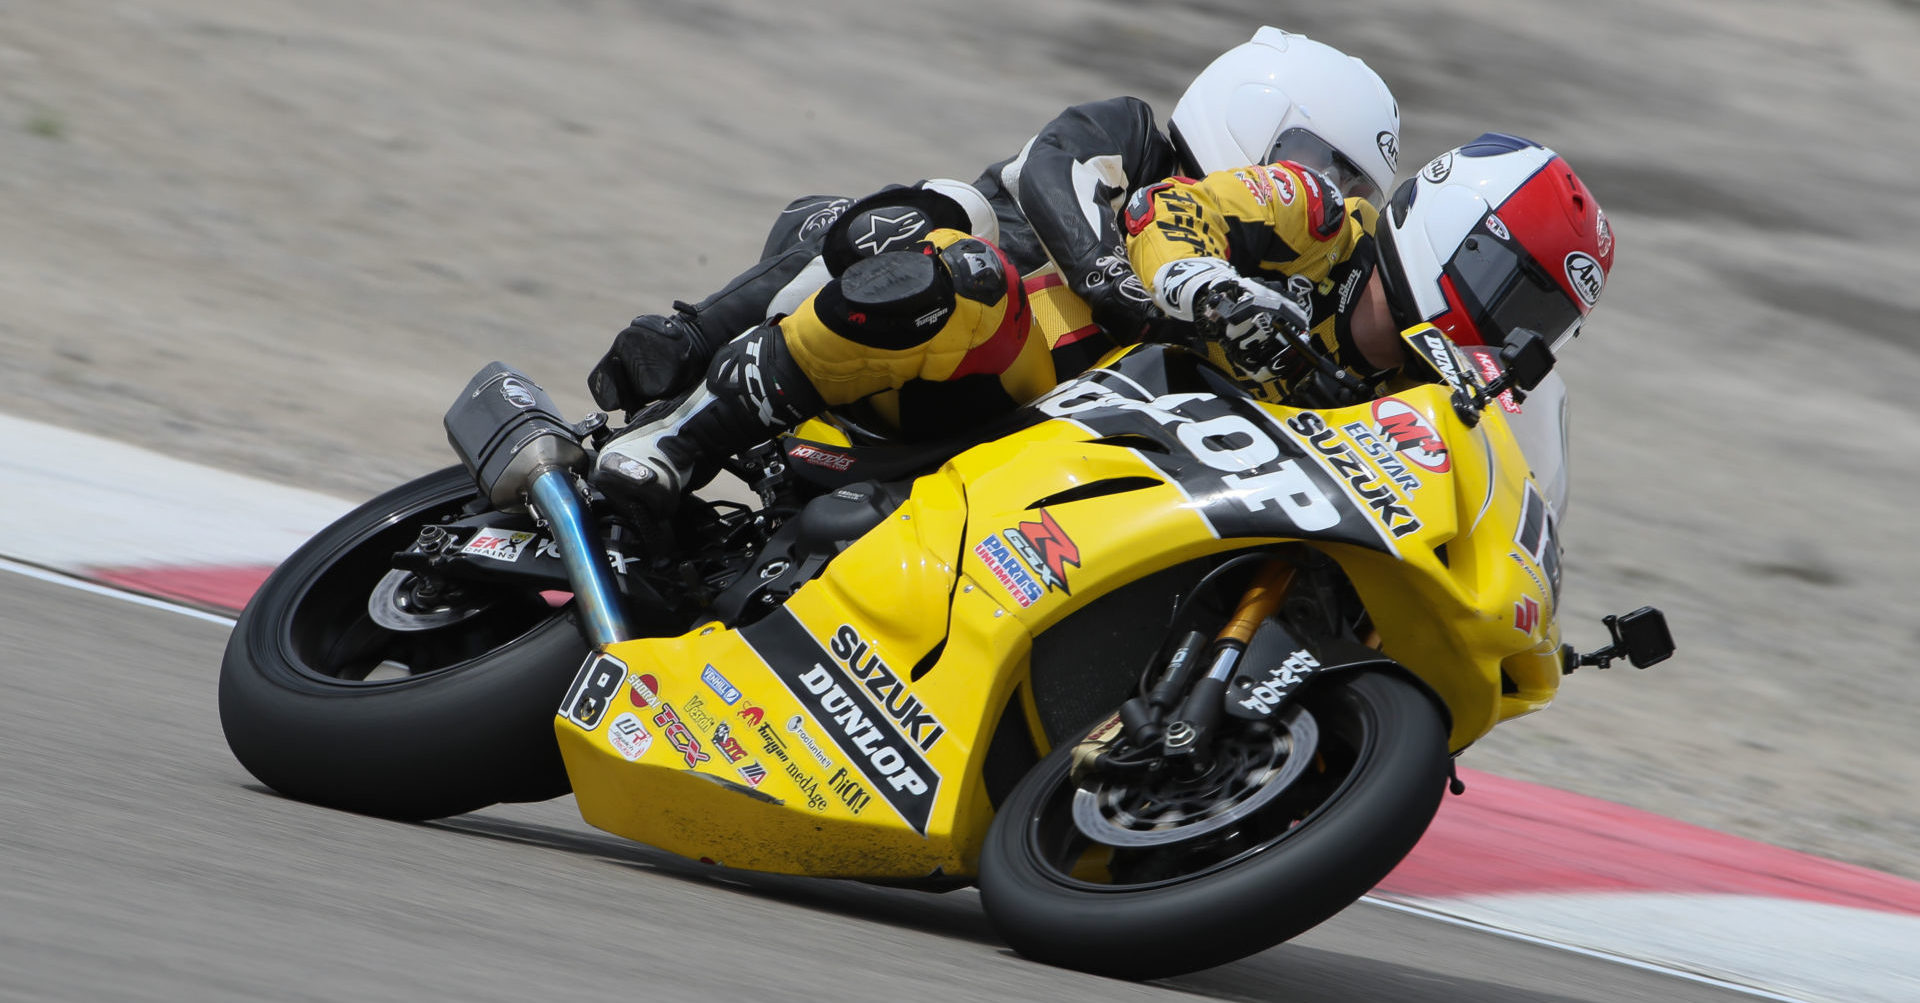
[853, 209, 927, 256]
[1003, 509, 1080, 596]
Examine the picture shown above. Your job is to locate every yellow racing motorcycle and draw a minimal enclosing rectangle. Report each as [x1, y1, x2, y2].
[220, 305, 1672, 978]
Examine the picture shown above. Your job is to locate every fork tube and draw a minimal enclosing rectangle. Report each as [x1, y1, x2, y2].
[1165, 558, 1295, 755]
[525, 466, 630, 647]
[1202, 559, 1295, 681]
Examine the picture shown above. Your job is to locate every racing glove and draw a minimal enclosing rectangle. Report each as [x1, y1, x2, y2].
[1150, 257, 1311, 384]
[587, 305, 719, 414]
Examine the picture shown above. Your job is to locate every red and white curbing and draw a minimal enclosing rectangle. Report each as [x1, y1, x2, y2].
[0, 412, 350, 608]
[1379, 770, 1920, 1002]
[3, 411, 1916, 1001]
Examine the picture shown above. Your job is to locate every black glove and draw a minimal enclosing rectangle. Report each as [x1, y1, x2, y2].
[586, 307, 719, 414]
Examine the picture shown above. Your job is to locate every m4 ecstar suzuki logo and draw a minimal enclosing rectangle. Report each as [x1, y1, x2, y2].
[1003, 509, 1080, 596]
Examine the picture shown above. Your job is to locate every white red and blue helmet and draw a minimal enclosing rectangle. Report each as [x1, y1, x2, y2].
[1170, 27, 1401, 207]
[1376, 133, 1614, 349]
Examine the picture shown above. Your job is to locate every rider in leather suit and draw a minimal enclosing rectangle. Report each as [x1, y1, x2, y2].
[592, 135, 1614, 520]
[585, 27, 1402, 417]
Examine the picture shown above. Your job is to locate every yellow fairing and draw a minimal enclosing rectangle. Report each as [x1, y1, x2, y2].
[1270, 383, 1564, 750]
[557, 420, 1250, 880]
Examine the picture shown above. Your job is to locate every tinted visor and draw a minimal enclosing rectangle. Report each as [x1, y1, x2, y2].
[1268, 128, 1383, 208]
[1444, 218, 1584, 348]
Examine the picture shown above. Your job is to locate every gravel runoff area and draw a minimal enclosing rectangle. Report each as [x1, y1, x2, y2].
[4, 0, 1916, 878]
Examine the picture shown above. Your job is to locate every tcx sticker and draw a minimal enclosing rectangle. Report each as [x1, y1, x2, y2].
[653, 703, 710, 768]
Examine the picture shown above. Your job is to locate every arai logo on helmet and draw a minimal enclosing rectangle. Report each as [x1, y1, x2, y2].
[1421, 152, 1454, 184]
[1376, 131, 1398, 173]
[499, 376, 537, 409]
[1564, 252, 1604, 307]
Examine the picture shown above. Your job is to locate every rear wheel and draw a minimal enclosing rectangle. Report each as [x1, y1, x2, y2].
[218, 466, 591, 821]
[978, 669, 1448, 980]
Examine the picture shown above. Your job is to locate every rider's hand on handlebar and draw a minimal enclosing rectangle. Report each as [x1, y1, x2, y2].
[1199, 278, 1312, 383]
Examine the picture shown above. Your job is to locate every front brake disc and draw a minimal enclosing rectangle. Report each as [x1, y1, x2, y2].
[1070, 705, 1320, 848]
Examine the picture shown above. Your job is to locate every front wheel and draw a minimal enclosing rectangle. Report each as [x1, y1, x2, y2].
[218, 466, 592, 821]
[978, 669, 1449, 980]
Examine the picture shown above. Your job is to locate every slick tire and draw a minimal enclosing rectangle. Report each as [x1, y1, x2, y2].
[218, 466, 589, 822]
[978, 669, 1449, 980]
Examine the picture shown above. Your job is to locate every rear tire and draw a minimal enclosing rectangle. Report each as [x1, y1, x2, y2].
[218, 466, 590, 821]
[978, 669, 1448, 980]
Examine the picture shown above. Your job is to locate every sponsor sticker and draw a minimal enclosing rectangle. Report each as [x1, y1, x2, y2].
[1371, 397, 1451, 473]
[788, 443, 855, 472]
[785, 715, 835, 769]
[828, 766, 872, 815]
[1339, 420, 1423, 495]
[1286, 411, 1424, 540]
[628, 672, 661, 709]
[1234, 168, 1272, 207]
[702, 664, 742, 705]
[1470, 351, 1524, 414]
[607, 712, 653, 761]
[1002, 510, 1079, 597]
[1265, 165, 1297, 205]
[1237, 648, 1322, 715]
[828, 625, 947, 751]
[742, 610, 940, 834]
[682, 694, 718, 732]
[461, 527, 535, 562]
[654, 703, 710, 768]
[711, 723, 749, 764]
[973, 533, 1043, 607]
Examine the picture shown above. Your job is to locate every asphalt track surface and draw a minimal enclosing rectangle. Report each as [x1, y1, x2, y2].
[0, 568, 1774, 1003]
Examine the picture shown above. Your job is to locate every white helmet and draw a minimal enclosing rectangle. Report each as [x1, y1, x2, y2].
[1169, 27, 1401, 207]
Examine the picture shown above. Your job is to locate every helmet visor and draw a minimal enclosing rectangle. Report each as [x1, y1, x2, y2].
[1267, 128, 1384, 208]
[1444, 218, 1584, 349]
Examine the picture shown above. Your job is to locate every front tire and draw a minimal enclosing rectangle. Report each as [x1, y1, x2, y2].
[218, 466, 591, 821]
[978, 669, 1448, 980]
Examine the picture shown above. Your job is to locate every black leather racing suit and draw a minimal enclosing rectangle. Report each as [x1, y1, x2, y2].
[968, 96, 1185, 351]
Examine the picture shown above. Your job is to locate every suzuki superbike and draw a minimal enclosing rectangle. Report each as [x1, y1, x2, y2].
[219, 290, 1672, 979]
